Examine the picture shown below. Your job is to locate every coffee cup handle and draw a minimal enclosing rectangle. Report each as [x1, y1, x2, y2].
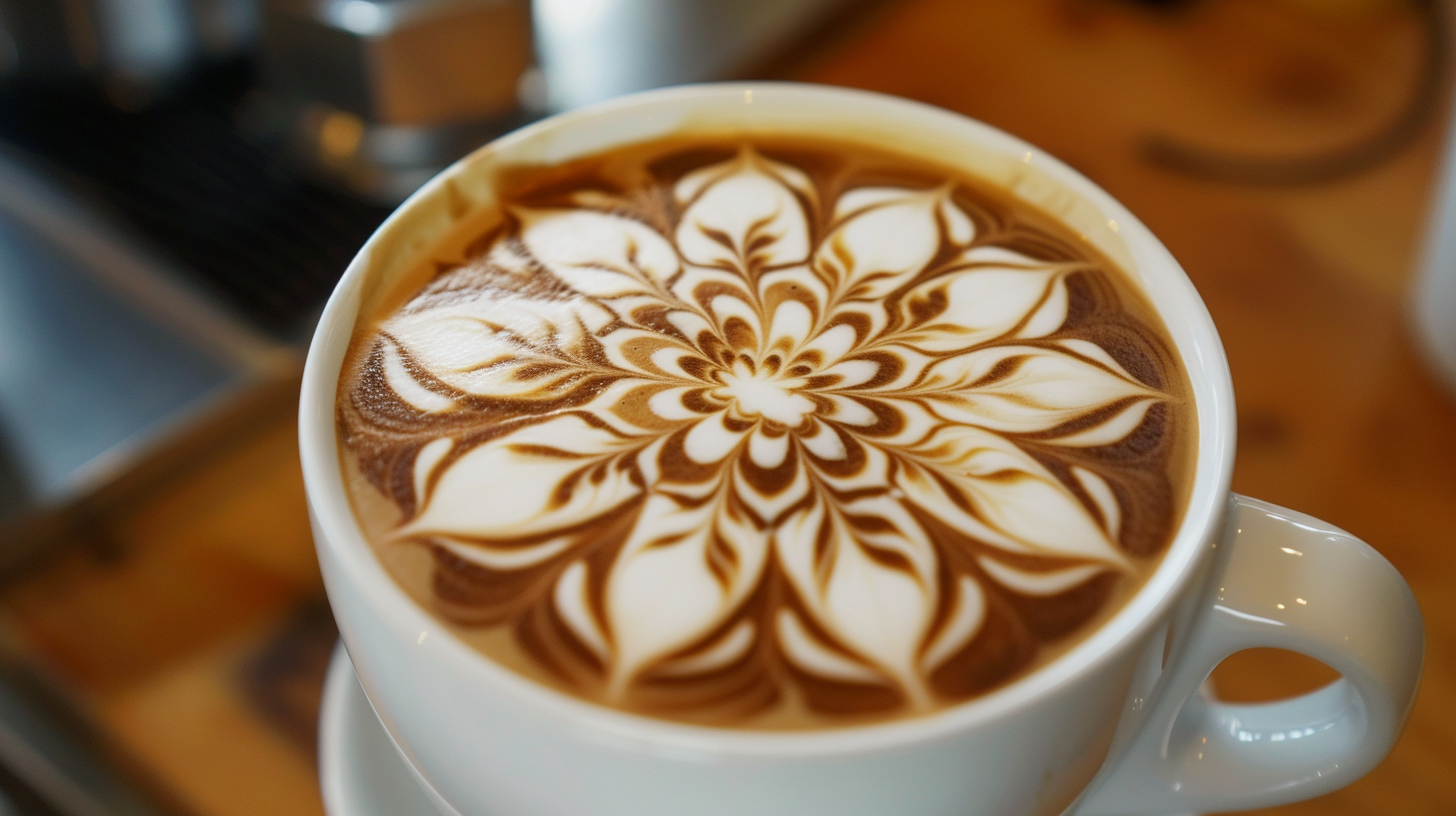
[1076, 494, 1424, 816]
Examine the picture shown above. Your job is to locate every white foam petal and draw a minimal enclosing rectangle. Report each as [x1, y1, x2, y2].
[1016, 273, 1070, 338]
[821, 358, 881, 388]
[731, 463, 811, 523]
[605, 494, 769, 692]
[1071, 465, 1122, 539]
[401, 414, 639, 539]
[898, 267, 1062, 351]
[834, 187, 912, 219]
[921, 576, 986, 672]
[767, 299, 813, 349]
[683, 412, 746, 464]
[898, 425, 1129, 566]
[777, 610, 883, 684]
[1054, 398, 1157, 447]
[653, 621, 756, 677]
[676, 149, 811, 270]
[381, 340, 455, 412]
[819, 189, 942, 298]
[435, 536, 576, 570]
[799, 422, 847, 461]
[924, 345, 1155, 435]
[748, 430, 790, 468]
[518, 207, 680, 295]
[383, 296, 614, 398]
[978, 558, 1109, 596]
[802, 322, 857, 366]
[645, 346, 708, 380]
[959, 245, 1038, 265]
[676, 150, 813, 204]
[758, 265, 831, 330]
[411, 437, 454, 508]
[708, 292, 761, 342]
[647, 386, 707, 422]
[555, 561, 610, 659]
[774, 496, 937, 706]
[665, 308, 716, 341]
[939, 196, 976, 245]
[824, 394, 878, 427]
[1055, 338, 1138, 380]
[674, 163, 721, 204]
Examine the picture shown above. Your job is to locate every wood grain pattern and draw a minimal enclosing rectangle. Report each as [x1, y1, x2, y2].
[0, 0, 1450, 813]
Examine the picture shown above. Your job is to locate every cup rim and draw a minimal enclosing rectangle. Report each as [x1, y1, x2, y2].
[300, 81, 1235, 757]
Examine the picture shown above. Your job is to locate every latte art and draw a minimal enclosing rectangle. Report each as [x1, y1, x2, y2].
[340, 140, 1191, 727]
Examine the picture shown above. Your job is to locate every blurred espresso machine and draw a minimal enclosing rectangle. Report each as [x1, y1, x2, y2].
[259, 0, 847, 201]
[0, 0, 850, 565]
[0, 0, 845, 812]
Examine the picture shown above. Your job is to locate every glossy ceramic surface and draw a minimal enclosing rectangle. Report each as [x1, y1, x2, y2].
[318, 645, 1208, 816]
[320, 644, 449, 816]
[302, 83, 1422, 816]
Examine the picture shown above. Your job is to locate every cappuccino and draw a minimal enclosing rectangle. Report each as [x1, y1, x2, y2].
[337, 136, 1194, 729]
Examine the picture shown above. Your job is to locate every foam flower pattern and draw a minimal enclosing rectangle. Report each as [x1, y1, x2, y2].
[343, 147, 1181, 722]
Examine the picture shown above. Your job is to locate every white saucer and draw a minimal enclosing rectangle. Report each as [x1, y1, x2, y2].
[318, 645, 1196, 816]
[319, 644, 455, 816]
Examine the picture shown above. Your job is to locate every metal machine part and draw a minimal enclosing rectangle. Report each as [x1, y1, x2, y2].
[255, 0, 536, 202]
[532, 0, 849, 111]
[253, 0, 853, 202]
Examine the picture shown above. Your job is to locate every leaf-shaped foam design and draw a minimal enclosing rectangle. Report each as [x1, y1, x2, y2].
[379, 339, 455, 413]
[343, 141, 1186, 725]
[774, 492, 938, 708]
[676, 149, 812, 272]
[897, 424, 1128, 565]
[382, 294, 617, 397]
[898, 262, 1066, 351]
[800, 322, 858, 369]
[683, 411, 749, 463]
[518, 207, 680, 297]
[818, 188, 947, 298]
[922, 345, 1156, 438]
[400, 414, 642, 538]
[604, 492, 769, 696]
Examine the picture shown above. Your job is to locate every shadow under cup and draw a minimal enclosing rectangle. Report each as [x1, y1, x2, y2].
[301, 84, 1244, 816]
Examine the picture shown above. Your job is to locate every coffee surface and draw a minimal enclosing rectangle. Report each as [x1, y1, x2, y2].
[338, 136, 1194, 728]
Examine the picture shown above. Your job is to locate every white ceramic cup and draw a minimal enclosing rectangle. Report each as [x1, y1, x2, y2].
[299, 83, 1424, 816]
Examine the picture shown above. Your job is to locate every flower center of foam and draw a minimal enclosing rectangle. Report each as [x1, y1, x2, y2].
[716, 360, 814, 426]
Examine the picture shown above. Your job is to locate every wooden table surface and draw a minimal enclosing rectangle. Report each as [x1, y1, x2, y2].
[1, 1, 1452, 814]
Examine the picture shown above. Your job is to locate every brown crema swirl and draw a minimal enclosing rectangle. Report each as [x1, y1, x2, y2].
[338, 137, 1193, 728]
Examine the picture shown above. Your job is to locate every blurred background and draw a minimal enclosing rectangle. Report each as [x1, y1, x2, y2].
[0, 0, 1452, 813]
